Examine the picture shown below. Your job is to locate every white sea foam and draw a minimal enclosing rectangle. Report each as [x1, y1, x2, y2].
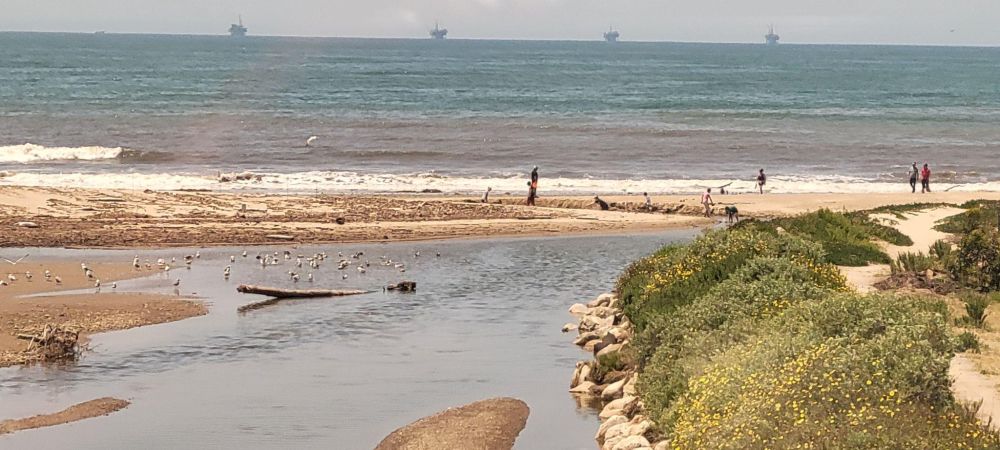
[0, 143, 125, 163]
[2, 170, 1000, 195]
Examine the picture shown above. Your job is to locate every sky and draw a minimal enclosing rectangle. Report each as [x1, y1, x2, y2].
[2, 0, 999, 45]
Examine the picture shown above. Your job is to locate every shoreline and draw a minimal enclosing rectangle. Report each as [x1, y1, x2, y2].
[4, 186, 1000, 249]
[0, 259, 207, 368]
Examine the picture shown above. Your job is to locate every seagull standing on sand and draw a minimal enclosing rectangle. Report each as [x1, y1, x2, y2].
[54, 276, 62, 284]
[173, 278, 181, 287]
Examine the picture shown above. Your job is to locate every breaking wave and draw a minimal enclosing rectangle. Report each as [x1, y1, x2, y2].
[0, 143, 135, 163]
[2, 170, 1000, 195]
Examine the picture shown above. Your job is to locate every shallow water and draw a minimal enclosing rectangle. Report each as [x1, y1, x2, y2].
[0, 231, 695, 449]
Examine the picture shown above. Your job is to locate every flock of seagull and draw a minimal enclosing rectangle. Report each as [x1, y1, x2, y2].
[1, 248, 441, 292]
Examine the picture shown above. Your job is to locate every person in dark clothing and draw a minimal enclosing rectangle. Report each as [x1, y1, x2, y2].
[594, 196, 610, 211]
[527, 166, 539, 206]
[724, 205, 740, 223]
[756, 169, 767, 194]
[909, 162, 919, 193]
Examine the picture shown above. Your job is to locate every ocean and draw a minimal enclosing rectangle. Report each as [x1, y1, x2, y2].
[2, 32, 999, 194]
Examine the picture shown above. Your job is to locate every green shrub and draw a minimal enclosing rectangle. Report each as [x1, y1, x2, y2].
[636, 257, 843, 415]
[956, 228, 1000, 291]
[616, 211, 1000, 449]
[955, 331, 981, 353]
[960, 292, 992, 329]
[750, 209, 899, 266]
[665, 295, 993, 449]
[893, 251, 936, 274]
[616, 228, 832, 330]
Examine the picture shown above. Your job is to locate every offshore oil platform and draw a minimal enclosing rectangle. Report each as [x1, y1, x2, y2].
[229, 15, 248, 37]
[430, 22, 448, 39]
[765, 25, 780, 45]
[604, 26, 620, 42]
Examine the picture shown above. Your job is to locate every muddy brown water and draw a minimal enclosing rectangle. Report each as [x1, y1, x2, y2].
[0, 231, 695, 449]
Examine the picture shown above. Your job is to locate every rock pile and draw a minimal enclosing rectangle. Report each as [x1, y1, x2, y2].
[565, 293, 667, 450]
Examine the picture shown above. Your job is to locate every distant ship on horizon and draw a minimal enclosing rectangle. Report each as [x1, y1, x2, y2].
[229, 15, 248, 37]
[765, 25, 780, 45]
[603, 26, 620, 43]
[430, 22, 448, 39]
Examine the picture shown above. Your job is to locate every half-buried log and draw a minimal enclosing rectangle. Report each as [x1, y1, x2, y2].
[374, 397, 530, 450]
[236, 285, 372, 313]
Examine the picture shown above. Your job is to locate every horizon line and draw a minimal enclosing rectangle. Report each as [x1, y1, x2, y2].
[0, 30, 997, 49]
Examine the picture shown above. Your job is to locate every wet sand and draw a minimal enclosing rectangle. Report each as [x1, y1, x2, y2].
[0, 398, 129, 435]
[0, 259, 206, 367]
[0, 186, 706, 248]
[375, 398, 529, 450]
[5, 186, 1000, 248]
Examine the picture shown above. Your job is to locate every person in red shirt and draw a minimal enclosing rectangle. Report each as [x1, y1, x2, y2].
[920, 163, 931, 193]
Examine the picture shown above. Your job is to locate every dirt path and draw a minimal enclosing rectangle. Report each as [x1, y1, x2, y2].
[950, 355, 1000, 431]
[872, 206, 965, 257]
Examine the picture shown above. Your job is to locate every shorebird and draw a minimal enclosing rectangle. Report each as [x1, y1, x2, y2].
[307, 273, 313, 282]
[230, 255, 236, 263]
[195, 251, 201, 259]
[6, 274, 15, 282]
[54, 276, 62, 284]
[296, 258, 303, 268]
[173, 278, 181, 286]
[112, 282, 117, 289]
[81, 263, 89, 272]
[0, 280, 6, 286]
[342, 273, 348, 280]
[0, 254, 29, 265]
[95, 279, 101, 288]
[224, 266, 231, 278]
[306, 135, 318, 147]
[242, 250, 248, 258]
[44, 270, 51, 280]
[358, 266, 366, 274]
[436, 252, 441, 257]
[133, 257, 140, 269]
[292, 274, 300, 282]
[25, 271, 32, 281]
[85, 269, 94, 279]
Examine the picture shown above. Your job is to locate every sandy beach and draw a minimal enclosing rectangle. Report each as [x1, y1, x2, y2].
[4, 186, 1000, 248]
[0, 259, 206, 367]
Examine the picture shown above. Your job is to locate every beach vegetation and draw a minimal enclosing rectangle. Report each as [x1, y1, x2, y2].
[891, 251, 936, 274]
[614, 210, 1000, 448]
[955, 331, 981, 353]
[959, 292, 992, 329]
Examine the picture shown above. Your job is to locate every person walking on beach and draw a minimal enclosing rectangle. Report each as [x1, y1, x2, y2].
[527, 166, 539, 206]
[756, 169, 767, 194]
[909, 162, 919, 193]
[482, 187, 492, 203]
[921, 163, 931, 193]
[701, 188, 714, 217]
[643, 192, 652, 210]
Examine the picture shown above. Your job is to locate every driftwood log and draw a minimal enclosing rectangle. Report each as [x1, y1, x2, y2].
[236, 285, 373, 313]
[16, 324, 82, 362]
[386, 281, 417, 292]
